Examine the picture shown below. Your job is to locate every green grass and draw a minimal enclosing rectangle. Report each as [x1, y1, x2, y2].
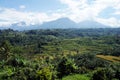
[62, 74, 90, 80]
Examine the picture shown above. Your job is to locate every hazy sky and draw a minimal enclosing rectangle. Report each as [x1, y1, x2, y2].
[0, 0, 120, 27]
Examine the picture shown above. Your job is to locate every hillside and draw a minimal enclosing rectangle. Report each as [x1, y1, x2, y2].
[0, 28, 120, 80]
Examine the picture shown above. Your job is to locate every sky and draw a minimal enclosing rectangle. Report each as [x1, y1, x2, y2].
[0, 0, 120, 27]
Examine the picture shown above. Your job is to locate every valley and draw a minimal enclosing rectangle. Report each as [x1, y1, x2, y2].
[0, 28, 120, 80]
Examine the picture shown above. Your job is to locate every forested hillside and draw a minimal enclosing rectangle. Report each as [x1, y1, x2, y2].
[0, 28, 120, 80]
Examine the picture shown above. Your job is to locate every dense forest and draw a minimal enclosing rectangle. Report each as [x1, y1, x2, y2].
[0, 28, 120, 80]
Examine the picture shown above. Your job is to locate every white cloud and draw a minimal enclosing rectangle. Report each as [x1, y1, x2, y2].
[95, 17, 120, 27]
[59, 0, 120, 27]
[0, 0, 120, 27]
[114, 11, 120, 15]
[0, 21, 12, 27]
[0, 8, 64, 27]
[19, 5, 26, 9]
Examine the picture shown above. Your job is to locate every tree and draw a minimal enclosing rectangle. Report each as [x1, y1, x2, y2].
[57, 57, 77, 78]
[36, 67, 52, 80]
[92, 68, 115, 80]
[92, 69, 107, 80]
[0, 40, 12, 60]
[115, 69, 120, 80]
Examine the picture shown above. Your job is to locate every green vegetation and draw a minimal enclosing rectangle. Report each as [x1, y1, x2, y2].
[0, 28, 120, 80]
[97, 55, 120, 62]
[62, 74, 90, 80]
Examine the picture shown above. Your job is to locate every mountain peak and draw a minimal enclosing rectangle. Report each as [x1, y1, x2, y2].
[56, 17, 72, 21]
[40, 17, 77, 29]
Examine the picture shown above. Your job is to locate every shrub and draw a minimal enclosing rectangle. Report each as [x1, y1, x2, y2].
[92, 69, 107, 80]
[92, 68, 115, 80]
[57, 57, 77, 78]
[36, 67, 52, 80]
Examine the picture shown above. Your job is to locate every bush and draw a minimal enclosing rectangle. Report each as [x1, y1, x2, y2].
[77, 66, 89, 74]
[36, 67, 52, 80]
[6, 55, 25, 67]
[92, 69, 107, 80]
[92, 68, 115, 80]
[75, 53, 109, 70]
[57, 57, 77, 78]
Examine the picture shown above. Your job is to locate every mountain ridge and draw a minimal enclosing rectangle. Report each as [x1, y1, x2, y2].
[0, 17, 110, 30]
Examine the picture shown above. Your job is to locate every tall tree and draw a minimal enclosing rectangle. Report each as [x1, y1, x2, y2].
[0, 40, 12, 60]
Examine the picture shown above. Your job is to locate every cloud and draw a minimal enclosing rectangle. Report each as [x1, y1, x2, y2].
[19, 5, 26, 9]
[114, 11, 120, 15]
[0, 21, 12, 27]
[0, 8, 65, 27]
[0, 0, 120, 27]
[95, 17, 120, 27]
[59, 0, 120, 27]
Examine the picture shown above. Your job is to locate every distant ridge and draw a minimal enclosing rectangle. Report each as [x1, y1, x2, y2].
[39, 18, 109, 29]
[77, 20, 109, 28]
[0, 17, 110, 30]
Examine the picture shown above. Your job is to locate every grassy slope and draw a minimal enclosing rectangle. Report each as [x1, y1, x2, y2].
[32, 37, 117, 61]
[42, 38, 112, 55]
[62, 74, 90, 80]
[97, 55, 120, 62]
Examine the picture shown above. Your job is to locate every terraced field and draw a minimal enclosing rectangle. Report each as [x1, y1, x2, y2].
[97, 55, 120, 62]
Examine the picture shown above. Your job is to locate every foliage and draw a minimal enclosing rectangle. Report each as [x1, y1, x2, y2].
[92, 69, 107, 80]
[0, 28, 120, 80]
[91, 67, 119, 80]
[57, 57, 77, 78]
[62, 74, 90, 80]
[74, 53, 109, 70]
[0, 40, 12, 60]
[36, 67, 52, 80]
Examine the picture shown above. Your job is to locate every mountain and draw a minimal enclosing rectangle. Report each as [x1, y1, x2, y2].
[39, 18, 109, 29]
[39, 18, 78, 29]
[5, 18, 77, 30]
[0, 27, 8, 30]
[0, 18, 110, 30]
[10, 22, 27, 30]
[11, 22, 40, 31]
[77, 20, 109, 28]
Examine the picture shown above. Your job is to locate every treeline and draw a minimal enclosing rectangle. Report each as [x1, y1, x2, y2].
[0, 28, 120, 56]
[0, 28, 120, 39]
